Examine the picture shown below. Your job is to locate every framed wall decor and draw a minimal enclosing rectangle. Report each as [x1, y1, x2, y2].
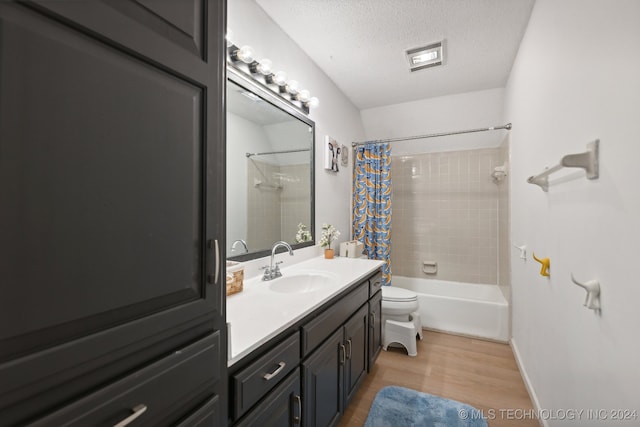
[324, 135, 341, 172]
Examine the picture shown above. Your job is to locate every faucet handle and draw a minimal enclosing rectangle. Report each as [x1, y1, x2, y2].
[276, 261, 283, 265]
[261, 265, 273, 281]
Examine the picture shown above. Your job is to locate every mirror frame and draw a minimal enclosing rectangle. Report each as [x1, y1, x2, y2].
[226, 65, 316, 262]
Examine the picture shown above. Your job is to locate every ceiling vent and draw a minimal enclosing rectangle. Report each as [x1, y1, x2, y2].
[406, 41, 444, 72]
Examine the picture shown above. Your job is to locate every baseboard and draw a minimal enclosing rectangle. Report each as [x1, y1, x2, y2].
[422, 327, 509, 344]
[510, 337, 547, 427]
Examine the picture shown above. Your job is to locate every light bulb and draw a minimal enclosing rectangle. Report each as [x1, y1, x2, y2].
[286, 79, 300, 95]
[297, 89, 311, 103]
[272, 71, 287, 86]
[236, 45, 254, 64]
[256, 59, 272, 75]
[308, 97, 319, 108]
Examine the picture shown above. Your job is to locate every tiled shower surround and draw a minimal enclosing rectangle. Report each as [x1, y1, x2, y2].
[392, 147, 509, 286]
[246, 159, 310, 251]
[497, 141, 510, 301]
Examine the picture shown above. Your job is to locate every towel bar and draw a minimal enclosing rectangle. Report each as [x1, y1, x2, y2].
[527, 140, 599, 192]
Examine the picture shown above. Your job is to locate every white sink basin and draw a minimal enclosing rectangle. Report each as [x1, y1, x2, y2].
[268, 272, 337, 294]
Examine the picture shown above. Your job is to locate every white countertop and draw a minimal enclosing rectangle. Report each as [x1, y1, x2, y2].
[226, 256, 384, 367]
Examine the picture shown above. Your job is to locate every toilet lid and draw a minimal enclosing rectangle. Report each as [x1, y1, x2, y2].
[381, 286, 418, 302]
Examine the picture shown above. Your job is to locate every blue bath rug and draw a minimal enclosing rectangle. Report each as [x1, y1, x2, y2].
[364, 386, 487, 427]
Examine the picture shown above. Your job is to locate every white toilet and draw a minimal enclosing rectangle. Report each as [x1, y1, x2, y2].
[381, 286, 423, 356]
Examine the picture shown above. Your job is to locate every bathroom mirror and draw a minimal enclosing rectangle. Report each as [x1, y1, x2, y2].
[226, 66, 315, 261]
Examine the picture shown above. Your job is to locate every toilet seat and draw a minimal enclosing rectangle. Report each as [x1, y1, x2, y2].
[381, 286, 418, 302]
[381, 287, 419, 316]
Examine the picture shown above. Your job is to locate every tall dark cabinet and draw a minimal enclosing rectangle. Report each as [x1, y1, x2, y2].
[0, 0, 227, 425]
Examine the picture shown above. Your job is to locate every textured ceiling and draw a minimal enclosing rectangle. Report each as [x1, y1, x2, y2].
[255, 0, 535, 109]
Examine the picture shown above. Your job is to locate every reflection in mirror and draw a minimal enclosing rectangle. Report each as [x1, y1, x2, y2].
[227, 67, 315, 261]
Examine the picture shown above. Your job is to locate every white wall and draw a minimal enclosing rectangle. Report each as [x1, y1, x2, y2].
[360, 88, 505, 156]
[506, 0, 640, 424]
[229, 0, 365, 248]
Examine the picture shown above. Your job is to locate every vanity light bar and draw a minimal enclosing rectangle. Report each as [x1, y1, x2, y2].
[227, 38, 318, 114]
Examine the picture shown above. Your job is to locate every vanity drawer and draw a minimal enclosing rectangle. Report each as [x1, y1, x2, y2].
[232, 332, 300, 420]
[29, 332, 221, 427]
[369, 271, 382, 297]
[301, 281, 368, 357]
[235, 368, 301, 427]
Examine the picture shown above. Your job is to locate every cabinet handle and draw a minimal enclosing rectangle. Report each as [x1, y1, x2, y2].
[208, 239, 220, 284]
[339, 344, 346, 365]
[263, 361, 286, 380]
[113, 404, 147, 427]
[292, 394, 302, 425]
[346, 339, 352, 359]
[370, 312, 376, 328]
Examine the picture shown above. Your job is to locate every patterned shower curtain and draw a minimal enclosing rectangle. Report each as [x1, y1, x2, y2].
[352, 143, 392, 285]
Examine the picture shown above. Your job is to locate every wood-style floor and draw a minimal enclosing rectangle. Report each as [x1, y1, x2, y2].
[339, 331, 539, 427]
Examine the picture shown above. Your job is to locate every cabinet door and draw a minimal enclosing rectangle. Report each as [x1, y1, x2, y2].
[177, 396, 221, 427]
[236, 369, 302, 427]
[343, 304, 368, 407]
[0, 1, 226, 425]
[368, 290, 383, 371]
[302, 328, 344, 427]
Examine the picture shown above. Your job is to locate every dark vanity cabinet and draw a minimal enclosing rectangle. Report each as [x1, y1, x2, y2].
[343, 304, 369, 406]
[302, 303, 369, 427]
[0, 1, 227, 425]
[230, 271, 381, 427]
[302, 328, 345, 427]
[368, 272, 384, 370]
[302, 287, 369, 427]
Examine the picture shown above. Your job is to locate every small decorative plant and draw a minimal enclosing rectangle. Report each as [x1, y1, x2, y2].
[319, 223, 340, 249]
[295, 223, 312, 243]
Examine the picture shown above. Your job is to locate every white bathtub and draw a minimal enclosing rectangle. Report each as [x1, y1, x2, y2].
[392, 276, 509, 342]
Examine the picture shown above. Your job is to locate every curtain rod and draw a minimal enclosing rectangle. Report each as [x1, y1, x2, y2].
[351, 123, 512, 147]
[246, 148, 310, 158]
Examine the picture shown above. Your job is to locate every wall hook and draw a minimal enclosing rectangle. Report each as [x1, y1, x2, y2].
[570, 273, 600, 310]
[513, 244, 527, 260]
[532, 253, 550, 277]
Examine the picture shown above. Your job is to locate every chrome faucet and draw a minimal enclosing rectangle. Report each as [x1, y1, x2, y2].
[231, 239, 248, 254]
[262, 241, 294, 281]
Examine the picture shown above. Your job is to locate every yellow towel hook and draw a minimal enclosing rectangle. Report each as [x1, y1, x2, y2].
[532, 253, 550, 277]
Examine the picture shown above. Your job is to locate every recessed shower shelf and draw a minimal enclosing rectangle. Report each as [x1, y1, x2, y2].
[527, 140, 599, 192]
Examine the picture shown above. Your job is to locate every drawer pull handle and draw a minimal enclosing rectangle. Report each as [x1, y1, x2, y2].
[346, 339, 352, 359]
[339, 344, 346, 365]
[113, 404, 147, 427]
[263, 361, 286, 380]
[293, 394, 302, 424]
